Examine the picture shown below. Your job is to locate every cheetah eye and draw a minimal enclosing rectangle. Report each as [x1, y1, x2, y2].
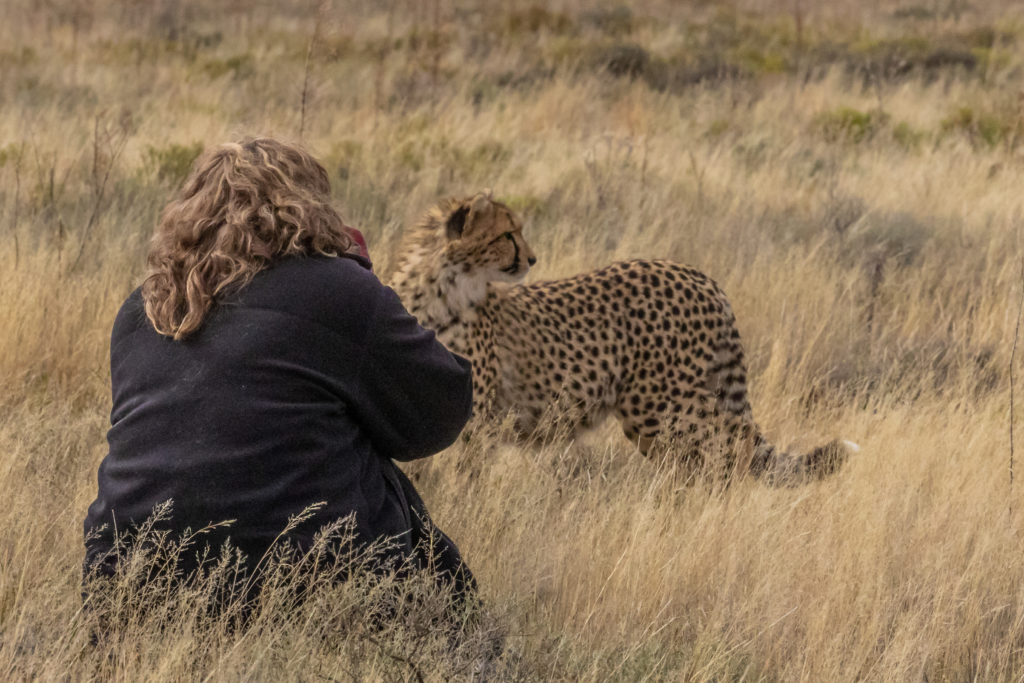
[489, 231, 517, 246]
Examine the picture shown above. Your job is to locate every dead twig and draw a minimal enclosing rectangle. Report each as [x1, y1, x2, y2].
[1010, 258, 1024, 524]
[688, 150, 705, 212]
[10, 142, 24, 270]
[299, 1, 328, 138]
[69, 113, 129, 274]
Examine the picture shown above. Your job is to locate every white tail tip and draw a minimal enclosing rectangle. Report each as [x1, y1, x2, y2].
[842, 439, 861, 453]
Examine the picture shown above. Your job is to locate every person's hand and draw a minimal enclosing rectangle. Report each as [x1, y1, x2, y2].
[343, 225, 372, 268]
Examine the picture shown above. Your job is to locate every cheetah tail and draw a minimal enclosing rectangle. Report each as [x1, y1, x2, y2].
[763, 439, 859, 486]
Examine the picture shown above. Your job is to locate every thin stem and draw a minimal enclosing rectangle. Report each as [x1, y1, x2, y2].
[299, 1, 327, 139]
[1010, 257, 1024, 524]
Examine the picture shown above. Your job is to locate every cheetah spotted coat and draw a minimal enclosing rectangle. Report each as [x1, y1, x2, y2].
[390, 193, 852, 481]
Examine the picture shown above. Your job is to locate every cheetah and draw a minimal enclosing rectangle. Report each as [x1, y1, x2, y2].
[390, 191, 856, 482]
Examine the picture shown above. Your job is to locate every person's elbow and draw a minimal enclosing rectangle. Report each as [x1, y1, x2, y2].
[449, 356, 474, 434]
[393, 355, 473, 461]
[432, 362, 474, 451]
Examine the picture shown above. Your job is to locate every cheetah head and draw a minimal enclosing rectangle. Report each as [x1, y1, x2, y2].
[442, 191, 537, 283]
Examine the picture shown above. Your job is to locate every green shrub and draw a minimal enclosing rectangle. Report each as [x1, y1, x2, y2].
[545, 36, 590, 66]
[326, 140, 363, 181]
[394, 141, 424, 173]
[200, 53, 255, 80]
[590, 43, 650, 78]
[450, 140, 511, 177]
[0, 46, 37, 67]
[815, 107, 889, 144]
[580, 6, 634, 36]
[502, 194, 547, 216]
[145, 142, 204, 183]
[504, 6, 573, 35]
[940, 106, 1015, 148]
[704, 119, 732, 139]
[396, 28, 449, 52]
[892, 5, 935, 20]
[892, 121, 926, 151]
[735, 46, 789, 74]
[0, 143, 23, 168]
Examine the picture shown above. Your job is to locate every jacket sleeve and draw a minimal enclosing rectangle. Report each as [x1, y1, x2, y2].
[349, 283, 474, 461]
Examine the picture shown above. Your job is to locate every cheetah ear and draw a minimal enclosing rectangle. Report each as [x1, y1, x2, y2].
[469, 190, 493, 217]
[445, 204, 469, 240]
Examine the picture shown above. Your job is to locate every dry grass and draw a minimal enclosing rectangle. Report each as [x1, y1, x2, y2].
[3, 0, 1024, 679]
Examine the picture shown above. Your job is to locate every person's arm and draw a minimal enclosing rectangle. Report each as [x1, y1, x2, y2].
[350, 284, 473, 461]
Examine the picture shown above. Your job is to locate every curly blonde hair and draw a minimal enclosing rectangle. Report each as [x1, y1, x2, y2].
[142, 137, 355, 339]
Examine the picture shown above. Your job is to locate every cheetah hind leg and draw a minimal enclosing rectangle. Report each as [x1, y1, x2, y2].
[617, 384, 718, 469]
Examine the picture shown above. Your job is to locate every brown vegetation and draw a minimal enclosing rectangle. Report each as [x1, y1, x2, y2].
[2, 0, 1024, 678]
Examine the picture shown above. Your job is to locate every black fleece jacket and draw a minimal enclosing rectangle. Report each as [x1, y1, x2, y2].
[83, 254, 473, 582]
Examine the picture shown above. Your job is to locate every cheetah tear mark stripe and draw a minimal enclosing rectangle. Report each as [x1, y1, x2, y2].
[500, 233, 519, 274]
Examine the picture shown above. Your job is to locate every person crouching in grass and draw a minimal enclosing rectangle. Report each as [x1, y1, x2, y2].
[82, 137, 476, 630]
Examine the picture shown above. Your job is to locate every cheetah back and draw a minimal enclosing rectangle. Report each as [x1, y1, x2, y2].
[469, 259, 748, 448]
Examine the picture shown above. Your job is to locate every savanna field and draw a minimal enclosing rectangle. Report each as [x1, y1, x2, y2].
[3, 0, 1024, 679]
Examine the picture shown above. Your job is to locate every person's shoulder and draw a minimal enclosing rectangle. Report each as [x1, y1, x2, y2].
[112, 287, 146, 332]
[242, 255, 386, 329]
[258, 253, 382, 299]
[107, 286, 157, 351]
[263, 254, 376, 289]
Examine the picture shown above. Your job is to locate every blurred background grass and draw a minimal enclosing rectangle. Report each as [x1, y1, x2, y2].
[2, 0, 1024, 679]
